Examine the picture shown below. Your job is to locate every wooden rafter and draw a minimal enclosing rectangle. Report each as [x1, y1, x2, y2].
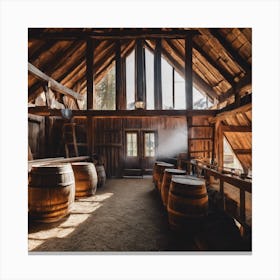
[162, 39, 219, 101]
[208, 28, 251, 72]
[28, 63, 84, 100]
[219, 73, 252, 103]
[193, 41, 235, 84]
[74, 40, 135, 94]
[28, 41, 87, 101]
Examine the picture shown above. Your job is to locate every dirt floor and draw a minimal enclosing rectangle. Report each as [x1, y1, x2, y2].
[28, 178, 199, 252]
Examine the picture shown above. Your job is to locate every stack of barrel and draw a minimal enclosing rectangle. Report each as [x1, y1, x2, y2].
[152, 161, 209, 232]
[28, 161, 105, 223]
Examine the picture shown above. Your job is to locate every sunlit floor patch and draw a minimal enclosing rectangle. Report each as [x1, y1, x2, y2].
[28, 192, 114, 251]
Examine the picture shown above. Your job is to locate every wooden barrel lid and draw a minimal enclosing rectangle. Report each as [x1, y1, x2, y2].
[164, 168, 186, 174]
[31, 163, 72, 172]
[157, 162, 174, 167]
[171, 177, 205, 186]
[154, 161, 165, 164]
[71, 162, 93, 166]
[172, 175, 205, 182]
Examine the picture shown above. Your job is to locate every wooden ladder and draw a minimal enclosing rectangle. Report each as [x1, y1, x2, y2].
[63, 123, 79, 158]
[187, 116, 215, 162]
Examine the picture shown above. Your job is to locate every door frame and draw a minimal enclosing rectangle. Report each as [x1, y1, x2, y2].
[123, 129, 158, 175]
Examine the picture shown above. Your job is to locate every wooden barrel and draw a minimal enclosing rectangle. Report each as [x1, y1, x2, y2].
[154, 162, 174, 191]
[167, 177, 208, 230]
[171, 174, 205, 183]
[152, 161, 164, 184]
[161, 168, 186, 208]
[28, 163, 75, 223]
[71, 162, 97, 198]
[95, 164, 106, 188]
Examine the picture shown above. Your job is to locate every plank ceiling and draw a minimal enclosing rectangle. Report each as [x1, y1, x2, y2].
[28, 28, 252, 108]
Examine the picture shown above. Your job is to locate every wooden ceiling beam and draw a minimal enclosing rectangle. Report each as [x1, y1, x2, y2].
[208, 28, 251, 72]
[28, 29, 200, 40]
[222, 125, 252, 132]
[232, 149, 251, 155]
[28, 63, 84, 100]
[209, 96, 252, 123]
[219, 73, 252, 103]
[28, 107, 218, 117]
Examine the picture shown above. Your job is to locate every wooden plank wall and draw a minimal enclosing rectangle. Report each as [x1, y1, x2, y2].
[93, 116, 187, 177]
[188, 116, 214, 162]
[28, 114, 46, 159]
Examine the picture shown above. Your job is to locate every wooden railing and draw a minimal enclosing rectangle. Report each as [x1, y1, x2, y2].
[182, 159, 252, 233]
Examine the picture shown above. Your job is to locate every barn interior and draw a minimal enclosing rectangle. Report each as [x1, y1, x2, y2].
[28, 28, 252, 252]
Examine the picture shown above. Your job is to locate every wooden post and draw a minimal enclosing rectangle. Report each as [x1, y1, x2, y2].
[187, 116, 192, 159]
[172, 67, 175, 109]
[86, 39, 94, 110]
[215, 121, 224, 170]
[185, 35, 193, 110]
[154, 39, 162, 109]
[219, 179, 225, 210]
[86, 39, 94, 156]
[240, 189, 246, 222]
[135, 39, 146, 108]
[116, 40, 126, 110]
[42, 83, 51, 108]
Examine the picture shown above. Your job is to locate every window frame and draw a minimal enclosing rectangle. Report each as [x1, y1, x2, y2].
[125, 131, 139, 157]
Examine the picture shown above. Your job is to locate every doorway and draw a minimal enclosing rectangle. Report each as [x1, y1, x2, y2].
[123, 129, 158, 176]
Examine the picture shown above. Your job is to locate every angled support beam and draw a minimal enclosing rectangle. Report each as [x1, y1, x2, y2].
[28, 62, 83, 100]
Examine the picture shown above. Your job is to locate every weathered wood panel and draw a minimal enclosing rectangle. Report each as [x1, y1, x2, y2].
[188, 116, 214, 160]
[93, 116, 187, 177]
[28, 114, 45, 159]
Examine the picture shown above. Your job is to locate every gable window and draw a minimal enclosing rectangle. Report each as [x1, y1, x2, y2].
[174, 70, 186, 109]
[126, 50, 135, 109]
[223, 136, 243, 172]
[94, 62, 116, 110]
[126, 132, 138, 157]
[193, 86, 213, 109]
[161, 58, 173, 109]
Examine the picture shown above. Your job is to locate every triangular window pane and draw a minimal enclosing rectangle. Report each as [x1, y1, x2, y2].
[223, 136, 243, 172]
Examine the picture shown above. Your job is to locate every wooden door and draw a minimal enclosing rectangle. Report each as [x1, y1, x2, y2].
[123, 130, 157, 176]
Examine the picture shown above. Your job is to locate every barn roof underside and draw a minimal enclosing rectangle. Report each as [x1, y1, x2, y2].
[28, 28, 252, 170]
